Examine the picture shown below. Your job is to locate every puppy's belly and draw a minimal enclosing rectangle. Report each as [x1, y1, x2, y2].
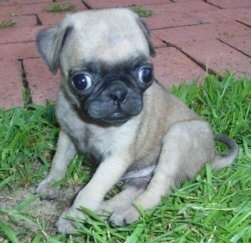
[121, 165, 156, 182]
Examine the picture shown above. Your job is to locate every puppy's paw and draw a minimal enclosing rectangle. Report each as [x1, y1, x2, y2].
[34, 178, 59, 200]
[56, 208, 83, 234]
[109, 205, 140, 227]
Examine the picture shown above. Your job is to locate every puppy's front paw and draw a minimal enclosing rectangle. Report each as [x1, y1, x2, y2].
[109, 205, 140, 227]
[34, 178, 59, 200]
[56, 207, 83, 234]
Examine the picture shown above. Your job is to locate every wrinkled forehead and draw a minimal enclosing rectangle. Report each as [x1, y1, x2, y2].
[69, 55, 150, 77]
[60, 10, 150, 71]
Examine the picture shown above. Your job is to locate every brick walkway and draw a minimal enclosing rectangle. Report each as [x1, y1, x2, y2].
[0, 0, 250, 109]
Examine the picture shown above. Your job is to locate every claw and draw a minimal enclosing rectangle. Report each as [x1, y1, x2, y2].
[34, 181, 60, 200]
[56, 208, 83, 234]
[108, 219, 117, 228]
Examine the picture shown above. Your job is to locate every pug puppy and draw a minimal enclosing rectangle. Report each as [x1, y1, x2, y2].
[35, 8, 237, 234]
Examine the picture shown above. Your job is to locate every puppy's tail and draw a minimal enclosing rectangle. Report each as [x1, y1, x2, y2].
[211, 135, 238, 170]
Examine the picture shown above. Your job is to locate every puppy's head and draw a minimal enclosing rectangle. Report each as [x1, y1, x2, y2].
[36, 8, 155, 124]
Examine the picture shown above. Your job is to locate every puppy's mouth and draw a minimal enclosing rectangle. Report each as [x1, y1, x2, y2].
[100, 111, 131, 124]
[84, 102, 143, 124]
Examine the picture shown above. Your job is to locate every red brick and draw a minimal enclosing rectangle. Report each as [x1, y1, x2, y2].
[0, 42, 39, 60]
[236, 11, 251, 26]
[190, 7, 251, 25]
[0, 0, 85, 14]
[143, 13, 196, 30]
[23, 58, 60, 104]
[0, 25, 44, 44]
[154, 21, 251, 77]
[153, 21, 249, 44]
[146, 1, 216, 17]
[54, 0, 88, 10]
[151, 47, 205, 87]
[0, 15, 37, 28]
[38, 12, 67, 25]
[38, 5, 88, 26]
[219, 33, 251, 57]
[207, 0, 251, 9]
[142, 0, 216, 29]
[0, 0, 50, 6]
[180, 40, 251, 77]
[0, 59, 23, 108]
[28, 1, 87, 25]
[0, 0, 14, 7]
[151, 35, 165, 49]
[0, 3, 49, 16]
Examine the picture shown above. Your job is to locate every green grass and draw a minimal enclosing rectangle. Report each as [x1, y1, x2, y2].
[0, 20, 16, 29]
[0, 73, 250, 242]
[0, 103, 58, 190]
[132, 6, 153, 17]
[47, 2, 75, 13]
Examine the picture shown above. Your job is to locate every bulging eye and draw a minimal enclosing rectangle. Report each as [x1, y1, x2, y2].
[71, 73, 92, 92]
[138, 66, 153, 84]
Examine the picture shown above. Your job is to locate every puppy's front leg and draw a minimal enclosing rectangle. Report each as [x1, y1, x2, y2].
[56, 154, 130, 234]
[35, 130, 76, 199]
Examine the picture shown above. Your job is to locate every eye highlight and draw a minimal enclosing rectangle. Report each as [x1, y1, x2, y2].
[138, 65, 153, 84]
[71, 72, 92, 92]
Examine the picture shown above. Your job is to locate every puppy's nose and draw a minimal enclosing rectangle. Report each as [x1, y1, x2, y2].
[108, 84, 128, 105]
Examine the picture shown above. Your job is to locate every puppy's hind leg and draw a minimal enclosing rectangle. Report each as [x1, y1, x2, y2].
[101, 178, 149, 223]
[35, 130, 76, 199]
[110, 120, 214, 226]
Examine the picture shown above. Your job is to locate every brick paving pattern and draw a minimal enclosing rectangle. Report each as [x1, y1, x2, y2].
[0, 0, 250, 108]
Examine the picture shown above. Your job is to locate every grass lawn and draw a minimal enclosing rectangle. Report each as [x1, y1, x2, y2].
[0, 73, 250, 242]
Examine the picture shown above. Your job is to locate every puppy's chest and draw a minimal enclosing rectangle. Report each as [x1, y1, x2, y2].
[82, 128, 113, 155]
[73, 126, 115, 160]
[61, 117, 121, 162]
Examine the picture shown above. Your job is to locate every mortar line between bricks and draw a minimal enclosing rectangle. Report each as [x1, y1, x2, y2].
[163, 41, 217, 76]
[216, 38, 251, 58]
[21, 13, 42, 25]
[0, 40, 34, 45]
[151, 23, 209, 31]
[81, 0, 92, 9]
[35, 14, 42, 26]
[81, 0, 176, 9]
[235, 20, 251, 28]
[204, 0, 223, 9]
[18, 59, 33, 106]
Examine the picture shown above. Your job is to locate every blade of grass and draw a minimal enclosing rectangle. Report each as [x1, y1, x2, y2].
[0, 220, 19, 243]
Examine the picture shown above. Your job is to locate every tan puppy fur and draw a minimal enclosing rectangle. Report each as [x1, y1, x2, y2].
[35, 8, 237, 234]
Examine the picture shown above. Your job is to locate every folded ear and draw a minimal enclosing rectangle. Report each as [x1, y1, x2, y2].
[36, 24, 73, 74]
[137, 20, 156, 57]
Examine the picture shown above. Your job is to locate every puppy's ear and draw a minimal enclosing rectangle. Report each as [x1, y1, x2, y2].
[137, 20, 156, 57]
[36, 24, 73, 74]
